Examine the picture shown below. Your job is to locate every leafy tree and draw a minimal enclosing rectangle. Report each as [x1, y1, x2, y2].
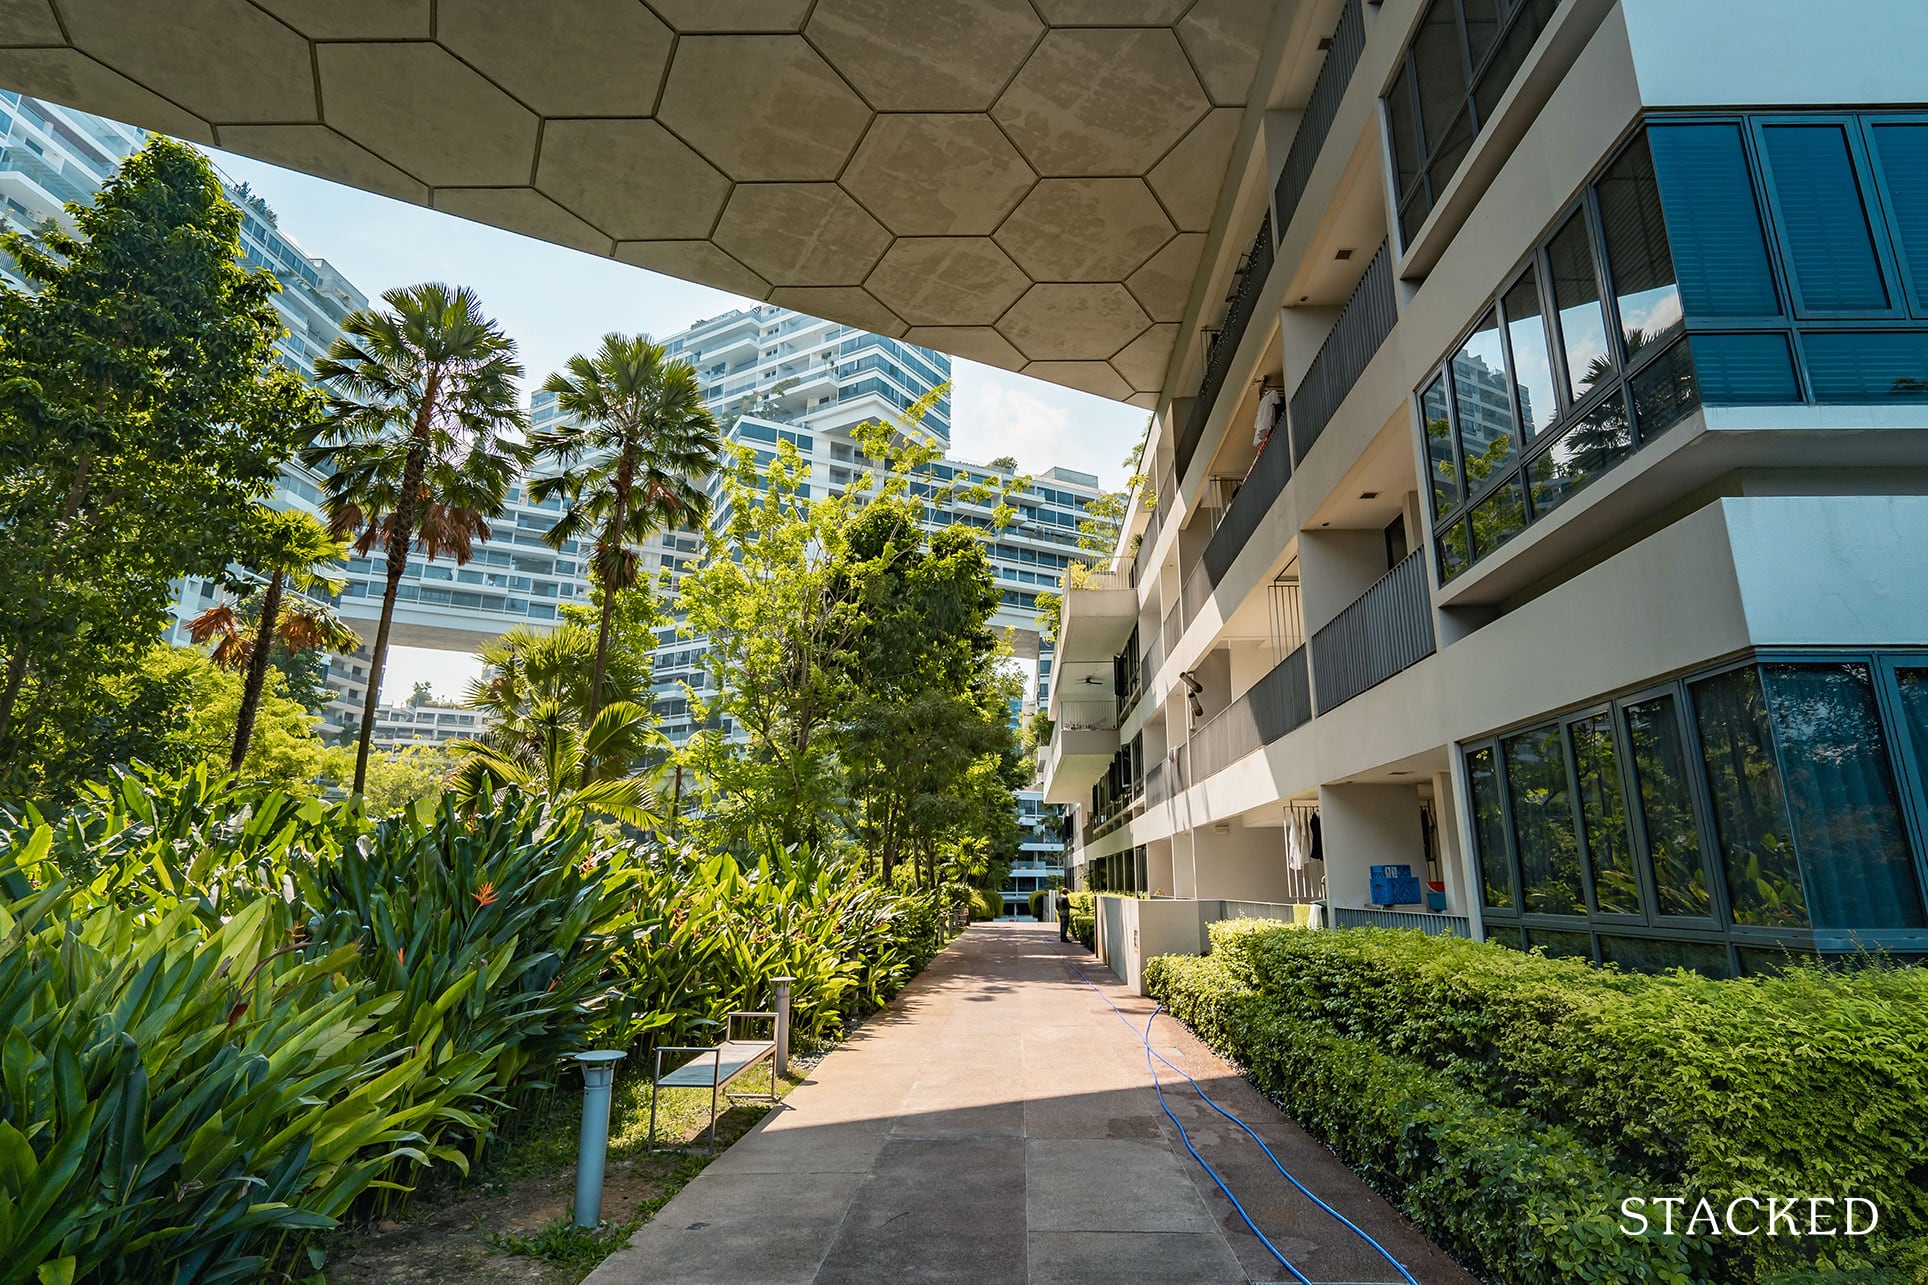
[304, 283, 527, 795]
[190, 506, 359, 771]
[465, 609, 655, 775]
[320, 742, 454, 816]
[406, 680, 436, 707]
[529, 333, 720, 778]
[450, 699, 663, 828]
[0, 137, 319, 798]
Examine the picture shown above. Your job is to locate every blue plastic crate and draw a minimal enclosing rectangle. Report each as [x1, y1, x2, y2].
[1369, 864, 1420, 906]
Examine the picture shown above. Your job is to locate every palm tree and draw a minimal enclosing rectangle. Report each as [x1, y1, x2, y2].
[303, 283, 526, 794]
[466, 620, 654, 772]
[530, 334, 719, 778]
[449, 698, 663, 828]
[190, 507, 360, 772]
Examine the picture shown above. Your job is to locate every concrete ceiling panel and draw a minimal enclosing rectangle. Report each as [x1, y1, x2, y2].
[318, 43, 538, 187]
[994, 178, 1172, 282]
[433, 187, 613, 256]
[215, 124, 429, 203]
[1125, 231, 1204, 323]
[60, 0, 314, 123]
[1149, 107, 1239, 232]
[714, 182, 891, 285]
[767, 285, 906, 338]
[253, 1, 429, 39]
[866, 237, 1029, 327]
[1022, 360, 1133, 401]
[613, 239, 771, 300]
[537, 118, 730, 240]
[806, 0, 1040, 113]
[0, 2, 63, 43]
[657, 35, 870, 181]
[643, 0, 810, 31]
[1127, 391, 1158, 408]
[1178, 0, 1274, 106]
[1030, 1, 1189, 21]
[900, 325, 1025, 370]
[992, 27, 1207, 176]
[436, 0, 672, 117]
[1109, 321, 1179, 391]
[840, 114, 1034, 237]
[996, 283, 1149, 362]
[0, 48, 211, 142]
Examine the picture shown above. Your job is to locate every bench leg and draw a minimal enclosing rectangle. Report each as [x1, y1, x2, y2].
[648, 1049, 661, 1154]
[708, 1075, 721, 1154]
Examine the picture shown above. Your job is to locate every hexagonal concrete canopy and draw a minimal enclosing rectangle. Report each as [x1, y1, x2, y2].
[0, 0, 1279, 406]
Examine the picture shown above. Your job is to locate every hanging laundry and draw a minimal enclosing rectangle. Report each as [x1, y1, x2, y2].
[1285, 809, 1306, 871]
[1254, 386, 1281, 447]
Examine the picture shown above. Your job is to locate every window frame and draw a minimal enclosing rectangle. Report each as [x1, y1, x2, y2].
[1559, 702, 1649, 926]
[1860, 113, 1928, 319]
[1750, 114, 1909, 322]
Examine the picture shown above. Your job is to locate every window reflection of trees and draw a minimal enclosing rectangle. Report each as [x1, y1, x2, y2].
[1693, 668, 1808, 929]
[1625, 694, 1713, 918]
[1468, 746, 1516, 909]
[1503, 726, 1585, 915]
[1572, 713, 1641, 913]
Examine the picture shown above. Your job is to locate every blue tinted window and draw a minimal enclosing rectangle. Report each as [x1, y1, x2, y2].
[1759, 122, 1891, 313]
[1647, 123, 1780, 317]
[1691, 333, 1800, 404]
[1800, 330, 1928, 401]
[1866, 121, 1928, 312]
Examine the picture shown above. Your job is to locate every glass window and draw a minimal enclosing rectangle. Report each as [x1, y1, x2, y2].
[1799, 330, 1928, 402]
[1691, 667, 1808, 929]
[1625, 694, 1712, 918]
[1866, 121, 1928, 309]
[1527, 389, 1632, 520]
[1547, 212, 1613, 401]
[1388, 64, 1423, 201]
[1452, 309, 1515, 480]
[1502, 725, 1585, 915]
[1426, 108, 1477, 210]
[1596, 134, 1683, 352]
[1461, 0, 1501, 72]
[1598, 935, 1732, 978]
[1759, 122, 1892, 313]
[1502, 271, 1560, 437]
[1526, 928, 1594, 960]
[1629, 340, 1699, 440]
[1647, 123, 1781, 317]
[1411, 0, 1468, 153]
[1570, 713, 1640, 914]
[1760, 664, 1924, 930]
[1420, 375, 1460, 518]
[1469, 475, 1527, 559]
[1467, 745, 1517, 910]
[1472, 0, 1555, 125]
[1689, 332, 1801, 404]
[1437, 518, 1472, 583]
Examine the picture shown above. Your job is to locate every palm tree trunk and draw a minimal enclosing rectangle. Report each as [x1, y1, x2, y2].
[353, 532, 410, 795]
[580, 468, 629, 787]
[230, 569, 286, 771]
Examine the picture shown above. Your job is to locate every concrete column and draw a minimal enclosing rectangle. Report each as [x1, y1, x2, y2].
[1318, 783, 1426, 910]
[1430, 770, 1474, 918]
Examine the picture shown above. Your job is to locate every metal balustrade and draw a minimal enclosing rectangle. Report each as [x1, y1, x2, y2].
[1187, 645, 1312, 784]
[1145, 759, 1170, 807]
[1309, 551, 1435, 713]
[1273, 0, 1366, 240]
[1200, 399, 1291, 588]
[1161, 601, 1183, 663]
[1057, 700, 1120, 732]
[1331, 906, 1471, 938]
[1289, 240, 1396, 467]
[1175, 215, 1274, 482]
[1180, 559, 1214, 626]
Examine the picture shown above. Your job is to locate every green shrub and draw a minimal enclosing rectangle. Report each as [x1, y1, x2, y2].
[1028, 888, 1046, 920]
[1065, 889, 1096, 950]
[1155, 923, 1928, 1282]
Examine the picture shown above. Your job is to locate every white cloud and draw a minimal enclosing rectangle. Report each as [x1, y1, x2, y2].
[948, 361, 1149, 490]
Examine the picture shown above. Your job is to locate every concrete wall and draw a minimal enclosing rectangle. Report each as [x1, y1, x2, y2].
[1188, 823, 1293, 902]
[1620, 0, 1928, 108]
[1318, 784, 1426, 910]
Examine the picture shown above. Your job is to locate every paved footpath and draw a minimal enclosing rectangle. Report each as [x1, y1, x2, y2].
[586, 921, 1476, 1285]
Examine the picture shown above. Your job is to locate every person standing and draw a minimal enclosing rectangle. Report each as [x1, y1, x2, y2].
[1055, 889, 1072, 943]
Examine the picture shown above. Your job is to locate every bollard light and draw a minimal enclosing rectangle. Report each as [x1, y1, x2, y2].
[770, 976, 794, 1079]
[572, 1050, 627, 1229]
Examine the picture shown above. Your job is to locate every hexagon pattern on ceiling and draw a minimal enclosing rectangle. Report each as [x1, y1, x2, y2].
[0, 0, 1279, 403]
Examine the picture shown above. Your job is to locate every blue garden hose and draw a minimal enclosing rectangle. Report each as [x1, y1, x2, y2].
[1059, 948, 1420, 1285]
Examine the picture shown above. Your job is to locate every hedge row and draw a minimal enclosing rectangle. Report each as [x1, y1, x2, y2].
[1148, 923, 1928, 1283]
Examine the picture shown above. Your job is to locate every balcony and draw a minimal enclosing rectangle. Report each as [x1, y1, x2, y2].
[1040, 700, 1122, 806]
[1309, 551, 1435, 713]
[1053, 568, 1137, 664]
[1180, 644, 1312, 785]
[1174, 215, 1274, 483]
[1272, 0, 1366, 242]
[1288, 240, 1395, 467]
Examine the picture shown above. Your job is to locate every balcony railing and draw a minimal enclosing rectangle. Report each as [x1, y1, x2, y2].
[1185, 644, 1312, 784]
[1200, 397, 1290, 588]
[1289, 239, 1396, 466]
[1331, 906, 1471, 938]
[1180, 558, 1213, 626]
[1065, 567, 1133, 593]
[1145, 759, 1170, 807]
[1309, 550, 1434, 713]
[1175, 215, 1274, 482]
[1161, 601, 1183, 663]
[1272, 0, 1366, 241]
[1057, 700, 1120, 732]
[1136, 630, 1165, 708]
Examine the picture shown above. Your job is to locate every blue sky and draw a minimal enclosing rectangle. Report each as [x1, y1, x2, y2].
[198, 145, 1148, 698]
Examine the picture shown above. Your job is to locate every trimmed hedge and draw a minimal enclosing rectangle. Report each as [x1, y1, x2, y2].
[1065, 890, 1096, 950]
[1147, 923, 1928, 1284]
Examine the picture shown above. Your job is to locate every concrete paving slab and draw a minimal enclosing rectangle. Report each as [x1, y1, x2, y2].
[584, 923, 1477, 1285]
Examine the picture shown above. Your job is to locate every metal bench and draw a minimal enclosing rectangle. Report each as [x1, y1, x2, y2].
[648, 1011, 780, 1152]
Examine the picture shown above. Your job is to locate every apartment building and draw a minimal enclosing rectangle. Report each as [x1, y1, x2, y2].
[1040, 0, 1928, 976]
[368, 702, 486, 752]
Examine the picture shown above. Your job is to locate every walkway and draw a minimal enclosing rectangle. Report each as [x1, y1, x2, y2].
[585, 922, 1475, 1285]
